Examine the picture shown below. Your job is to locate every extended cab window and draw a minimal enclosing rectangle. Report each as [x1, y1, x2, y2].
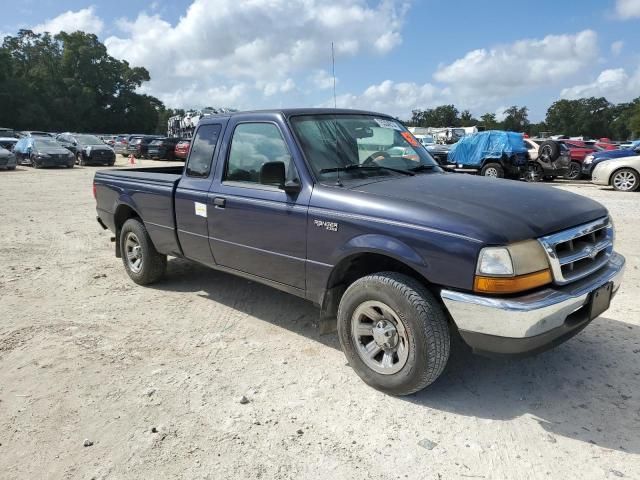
[224, 123, 294, 184]
[186, 124, 222, 177]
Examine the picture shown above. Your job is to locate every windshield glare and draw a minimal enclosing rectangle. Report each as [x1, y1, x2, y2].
[290, 114, 440, 182]
[34, 139, 62, 149]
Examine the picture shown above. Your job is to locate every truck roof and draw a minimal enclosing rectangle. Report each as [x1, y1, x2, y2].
[197, 108, 392, 123]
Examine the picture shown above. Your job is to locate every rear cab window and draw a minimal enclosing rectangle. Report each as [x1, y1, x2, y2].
[185, 124, 222, 177]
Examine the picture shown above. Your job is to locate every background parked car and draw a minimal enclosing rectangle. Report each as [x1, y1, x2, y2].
[592, 154, 640, 192]
[553, 140, 598, 180]
[127, 135, 163, 158]
[0, 127, 18, 138]
[113, 135, 131, 156]
[447, 130, 528, 178]
[147, 137, 183, 160]
[13, 137, 75, 168]
[174, 139, 191, 160]
[56, 133, 116, 166]
[583, 142, 640, 177]
[0, 146, 17, 170]
[425, 143, 450, 166]
[0, 137, 18, 152]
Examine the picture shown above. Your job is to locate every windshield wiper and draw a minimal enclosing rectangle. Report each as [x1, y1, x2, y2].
[409, 164, 438, 173]
[320, 164, 414, 176]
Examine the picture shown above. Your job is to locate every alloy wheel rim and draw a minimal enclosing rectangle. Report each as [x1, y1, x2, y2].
[351, 300, 409, 375]
[125, 232, 143, 273]
[485, 167, 498, 177]
[613, 171, 636, 191]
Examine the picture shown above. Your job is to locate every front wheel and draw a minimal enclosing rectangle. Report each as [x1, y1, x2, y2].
[564, 161, 581, 181]
[611, 168, 639, 192]
[31, 155, 40, 168]
[337, 272, 450, 395]
[120, 218, 167, 285]
[480, 162, 504, 178]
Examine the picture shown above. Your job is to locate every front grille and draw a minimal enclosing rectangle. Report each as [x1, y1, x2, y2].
[538, 217, 613, 285]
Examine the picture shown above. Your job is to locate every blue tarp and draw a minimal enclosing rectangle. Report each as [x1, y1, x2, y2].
[448, 130, 528, 167]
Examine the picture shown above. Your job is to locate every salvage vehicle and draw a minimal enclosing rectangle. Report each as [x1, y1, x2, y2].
[0, 146, 17, 170]
[94, 108, 625, 395]
[524, 138, 571, 181]
[592, 154, 640, 192]
[447, 130, 528, 177]
[174, 139, 191, 160]
[583, 143, 640, 177]
[13, 137, 75, 168]
[558, 140, 598, 180]
[147, 137, 183, 160]
[56, 133, 116, 166]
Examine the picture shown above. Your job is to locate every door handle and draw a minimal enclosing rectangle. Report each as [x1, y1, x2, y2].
[213, 197, 226, 208]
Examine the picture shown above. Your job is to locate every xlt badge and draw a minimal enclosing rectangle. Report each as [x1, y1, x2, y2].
[314, 219, 338, 232]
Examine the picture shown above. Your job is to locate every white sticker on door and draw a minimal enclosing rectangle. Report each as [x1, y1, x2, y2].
[194, 202, 207, 218]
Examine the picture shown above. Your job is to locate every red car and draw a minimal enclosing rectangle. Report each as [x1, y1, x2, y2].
[594, 138, 618, 151]
[174, 140, 190, 160]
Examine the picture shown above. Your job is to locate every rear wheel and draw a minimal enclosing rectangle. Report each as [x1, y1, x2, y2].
[564, 161, 581, 181]
[611, 168, 639, 192]
[337, 272, 450, 395]
[120, 218, 167, 285]
[480, 162, 504, 178]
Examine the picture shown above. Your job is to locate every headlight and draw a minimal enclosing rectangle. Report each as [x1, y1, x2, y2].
[584, 155, 594, 164]
[474, 240, 552, 294]
[86, 146, 92, 154]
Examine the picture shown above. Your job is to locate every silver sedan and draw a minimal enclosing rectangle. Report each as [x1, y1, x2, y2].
[591, 155, 640, 192]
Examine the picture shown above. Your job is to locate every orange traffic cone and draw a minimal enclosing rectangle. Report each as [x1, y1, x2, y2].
[129, 154, 136, 165]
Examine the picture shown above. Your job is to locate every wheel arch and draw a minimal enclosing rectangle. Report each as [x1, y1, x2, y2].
[113, 202, 142, 257]
[321, 248, 436, 319]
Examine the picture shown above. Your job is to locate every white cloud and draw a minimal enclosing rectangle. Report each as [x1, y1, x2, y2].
[433, 30, 598, 103]
[329, 79, 450, 118]
[105, 0, 406, 108]
[611, 40, 624, 56]
[310, 69, 337, 90]
[560, 67, 640, 103]
[615, 0, 640, 19]
[33, 7, 104, 35]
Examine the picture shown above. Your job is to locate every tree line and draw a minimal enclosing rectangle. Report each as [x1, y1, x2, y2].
[0, 30, 180, 134]
[407, 98, 640, 140]
[2, 29, 639, 139]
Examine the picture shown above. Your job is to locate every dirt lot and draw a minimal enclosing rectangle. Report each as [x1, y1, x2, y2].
[1, 159, 639, 480]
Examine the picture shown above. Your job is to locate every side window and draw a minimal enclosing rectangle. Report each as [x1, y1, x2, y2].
[224, 123, 294, 184]
[185, 124, 222, 177]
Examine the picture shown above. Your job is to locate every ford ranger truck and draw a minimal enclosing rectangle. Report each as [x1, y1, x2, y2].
[93, 109, 625, 396]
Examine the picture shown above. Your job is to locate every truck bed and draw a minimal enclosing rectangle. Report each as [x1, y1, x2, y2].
[94, 166, 185, 257]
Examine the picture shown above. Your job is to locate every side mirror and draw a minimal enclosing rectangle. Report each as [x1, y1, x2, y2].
[259, 161, 301, 194]
[72, 141, 77, 146]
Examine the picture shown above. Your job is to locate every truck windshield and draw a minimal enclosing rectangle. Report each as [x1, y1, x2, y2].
[290, 114, 441, 182]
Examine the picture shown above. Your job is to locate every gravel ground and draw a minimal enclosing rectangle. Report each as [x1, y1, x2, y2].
[1, 159, 639, 480]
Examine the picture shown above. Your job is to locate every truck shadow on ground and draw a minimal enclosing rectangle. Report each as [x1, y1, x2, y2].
[156, 258, 640, 454]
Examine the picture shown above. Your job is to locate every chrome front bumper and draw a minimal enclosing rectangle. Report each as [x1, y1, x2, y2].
[441, 252, 625, 355]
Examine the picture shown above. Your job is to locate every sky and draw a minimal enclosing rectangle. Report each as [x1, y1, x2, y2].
[2, 0, 640, 121]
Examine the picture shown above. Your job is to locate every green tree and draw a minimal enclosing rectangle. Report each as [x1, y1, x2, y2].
[479, 113, 499, 130]
[459, 110, 478, 127]
[0, 29, 165, 133]
[502, 106, 530, 132]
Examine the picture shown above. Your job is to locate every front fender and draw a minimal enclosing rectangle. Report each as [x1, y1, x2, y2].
[333, 234, 427, 270]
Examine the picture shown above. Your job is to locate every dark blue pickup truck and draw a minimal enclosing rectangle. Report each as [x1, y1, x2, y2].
[94, 108, 625, 395]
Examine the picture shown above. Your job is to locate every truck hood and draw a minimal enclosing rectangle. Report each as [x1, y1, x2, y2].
[348, 173, 608, 244]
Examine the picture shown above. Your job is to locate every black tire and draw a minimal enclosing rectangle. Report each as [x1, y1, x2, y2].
[337, 272, 450, 396]
[8, 165, 16, 170]
[119, 218, 167, 285]
[611, 168, 639, 192]
[480, 162, 504, 178]
[538, 141, 560, 162]
[31, 155, 40, 168]
[67, 163, 74, 168]
[564, 161, 581, 181]
[525, 162, 542, 182]
[543, 176, 555, 182]
[121, 153, 128, 158]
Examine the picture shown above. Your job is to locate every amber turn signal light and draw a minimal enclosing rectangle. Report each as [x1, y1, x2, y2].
[473, 269, 552, 294]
